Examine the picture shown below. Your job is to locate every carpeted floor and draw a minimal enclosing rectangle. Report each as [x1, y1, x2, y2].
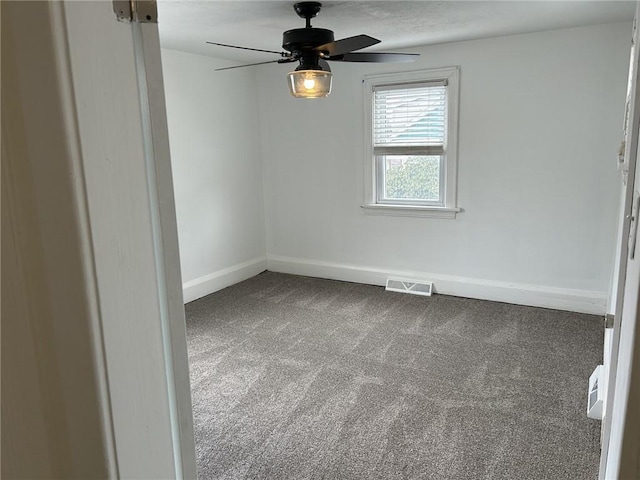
[185, 272, 603, 480]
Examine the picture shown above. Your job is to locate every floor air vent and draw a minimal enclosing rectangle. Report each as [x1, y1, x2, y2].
[385, 277, 433, 296]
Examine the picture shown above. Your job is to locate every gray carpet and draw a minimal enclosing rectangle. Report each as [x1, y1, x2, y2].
[185, 272, 603, 480]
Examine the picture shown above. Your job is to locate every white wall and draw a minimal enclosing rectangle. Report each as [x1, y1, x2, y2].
[257, 22, 630, 314]
[162, 49, 267, 302]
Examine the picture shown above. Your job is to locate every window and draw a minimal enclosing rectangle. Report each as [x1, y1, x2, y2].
[362, 67, 460, 218]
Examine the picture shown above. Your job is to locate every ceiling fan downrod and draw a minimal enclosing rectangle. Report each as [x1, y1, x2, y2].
[283, 2, 334, 56]
[294, 1, 322, 28]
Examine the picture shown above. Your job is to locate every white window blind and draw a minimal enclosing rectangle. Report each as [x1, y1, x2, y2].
[373, 81, 447, 155]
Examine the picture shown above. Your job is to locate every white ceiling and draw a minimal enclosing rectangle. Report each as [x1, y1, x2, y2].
[158, 1, 635, 63]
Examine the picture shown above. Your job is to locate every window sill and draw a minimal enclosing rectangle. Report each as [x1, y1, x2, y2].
[361, 204, 461, 219]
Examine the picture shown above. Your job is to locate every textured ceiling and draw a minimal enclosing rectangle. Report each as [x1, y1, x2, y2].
[158, 1, 635, 63]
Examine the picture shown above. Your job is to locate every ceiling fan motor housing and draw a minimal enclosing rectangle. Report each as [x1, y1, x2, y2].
[207, 0, 418, 77]
[282, 27, 334, 55]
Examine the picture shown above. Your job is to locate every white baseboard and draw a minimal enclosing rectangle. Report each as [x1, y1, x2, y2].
[267, 254, 607, 315]
[182, 257, 267, 303]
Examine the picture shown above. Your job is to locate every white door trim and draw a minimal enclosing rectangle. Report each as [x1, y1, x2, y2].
[130, 17, 197, 478]
[61, 1, 196, 476]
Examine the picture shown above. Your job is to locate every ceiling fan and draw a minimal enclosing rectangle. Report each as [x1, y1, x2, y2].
[206, 1, 419, 98]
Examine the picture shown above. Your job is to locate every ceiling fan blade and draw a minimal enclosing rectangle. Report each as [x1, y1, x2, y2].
[315, 34, 380, 56]
[329, 52, 419, 63]
[215, 58, 296, 71]
[206, 41, 286, 56]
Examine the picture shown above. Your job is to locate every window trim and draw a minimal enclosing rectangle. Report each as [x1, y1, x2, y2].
[362, 67, 461, 219]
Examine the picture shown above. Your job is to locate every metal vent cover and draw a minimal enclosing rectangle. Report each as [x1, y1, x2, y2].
[385, 277, 433, 296]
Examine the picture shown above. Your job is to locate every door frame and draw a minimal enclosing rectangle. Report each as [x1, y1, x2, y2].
[600, 2, 640, 477]
[2, 1, 196, 477]
[602, 112, 640, 480]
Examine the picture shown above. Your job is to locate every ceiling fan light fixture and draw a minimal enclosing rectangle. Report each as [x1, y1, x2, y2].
[287, 69, 332, 98]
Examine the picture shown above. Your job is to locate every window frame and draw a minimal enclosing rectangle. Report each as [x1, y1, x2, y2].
[362, 67, 461, 219]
